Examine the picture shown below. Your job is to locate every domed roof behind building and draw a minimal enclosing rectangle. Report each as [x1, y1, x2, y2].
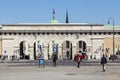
[50, 19, 58, 24]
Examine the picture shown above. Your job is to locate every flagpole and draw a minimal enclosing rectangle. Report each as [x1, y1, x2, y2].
[53, 8, 55, 20]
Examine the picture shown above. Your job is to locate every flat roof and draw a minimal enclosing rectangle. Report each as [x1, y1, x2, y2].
[2, 23, 104, 26]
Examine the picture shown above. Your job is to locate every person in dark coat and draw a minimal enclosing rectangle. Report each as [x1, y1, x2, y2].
[53, 54, 58, 67]
[101, 55, 107, 72]
[77, 56, 81, 68]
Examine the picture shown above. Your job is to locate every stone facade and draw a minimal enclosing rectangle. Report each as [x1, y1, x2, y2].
[0, 23, 120, 60]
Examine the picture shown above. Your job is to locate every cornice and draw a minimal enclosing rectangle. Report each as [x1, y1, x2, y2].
[2, 23, 104, 27]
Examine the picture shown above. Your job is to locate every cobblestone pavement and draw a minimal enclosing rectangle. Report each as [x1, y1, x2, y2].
[0, 63, 120, 80]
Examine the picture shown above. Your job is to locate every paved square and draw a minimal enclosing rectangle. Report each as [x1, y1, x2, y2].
[0, 63, 120, 80]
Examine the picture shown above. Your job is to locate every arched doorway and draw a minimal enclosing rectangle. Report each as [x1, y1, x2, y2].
[77, 41, 87, 53]
[48, 41, 58, 59]
[34, 41, 43, 60]
[62, 40, 72, 60]
[19, 41, 30, 59]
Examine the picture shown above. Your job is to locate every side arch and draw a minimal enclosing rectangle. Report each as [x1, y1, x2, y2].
[19, 41, 30, 59]
[76, 40, 87, 54]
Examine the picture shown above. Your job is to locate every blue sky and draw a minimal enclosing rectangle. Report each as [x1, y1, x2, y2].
[0, 0, 120, 25]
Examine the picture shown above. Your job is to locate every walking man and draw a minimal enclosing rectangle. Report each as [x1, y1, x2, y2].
[53, 54, 58, 67]
[101, 55, 107, 72]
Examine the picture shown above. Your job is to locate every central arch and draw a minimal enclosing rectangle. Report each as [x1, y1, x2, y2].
[62, 40, 72, 60]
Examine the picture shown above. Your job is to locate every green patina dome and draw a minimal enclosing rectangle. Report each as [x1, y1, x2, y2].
[50, 19, 58, 24]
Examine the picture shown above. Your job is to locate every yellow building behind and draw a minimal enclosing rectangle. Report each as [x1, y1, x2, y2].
[104, 37, 120, 57]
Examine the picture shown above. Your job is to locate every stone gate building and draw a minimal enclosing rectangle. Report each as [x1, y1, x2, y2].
[0, 23, 120, 60]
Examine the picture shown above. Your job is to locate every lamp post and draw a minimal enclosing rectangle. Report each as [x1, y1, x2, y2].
[108, 18, 115, 58]
[90, 25, 93, 59]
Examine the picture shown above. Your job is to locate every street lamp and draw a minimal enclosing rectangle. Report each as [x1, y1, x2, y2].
[108, 18, 115, 58]
[90, 25, 93, 59]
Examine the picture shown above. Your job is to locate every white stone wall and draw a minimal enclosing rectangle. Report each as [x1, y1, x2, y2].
[1, 24, 105, 60]
[2, 24, 104, 31]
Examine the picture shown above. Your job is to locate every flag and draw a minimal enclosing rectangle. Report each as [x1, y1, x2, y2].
[40, 45, 42, 53]
[53, 46, 57, 53]
[38, 45, 42, 53]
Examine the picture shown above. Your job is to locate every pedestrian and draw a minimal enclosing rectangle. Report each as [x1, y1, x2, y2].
[101, 55, 107, 72]
[53, 54, 58, 67]
[75, 55, 81, 68]
[90, 55, 92, 59]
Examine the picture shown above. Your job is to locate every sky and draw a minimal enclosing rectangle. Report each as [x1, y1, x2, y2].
[0, 0, 120, 25]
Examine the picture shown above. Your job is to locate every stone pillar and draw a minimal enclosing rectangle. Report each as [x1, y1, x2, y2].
[72, 46, 76, 60]
[58, 45, 62, 60]
[43, 45, 48, 60]
[30, 47, 34, 60]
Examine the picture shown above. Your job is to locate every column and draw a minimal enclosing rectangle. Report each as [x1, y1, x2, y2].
[58, 45, 62, 59]
[43, 45, 48, 59]
[72, 46, 76, 60]
[30, 47, 34, 60]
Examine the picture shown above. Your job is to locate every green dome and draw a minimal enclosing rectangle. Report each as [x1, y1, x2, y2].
[50, 19, 58, 24]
